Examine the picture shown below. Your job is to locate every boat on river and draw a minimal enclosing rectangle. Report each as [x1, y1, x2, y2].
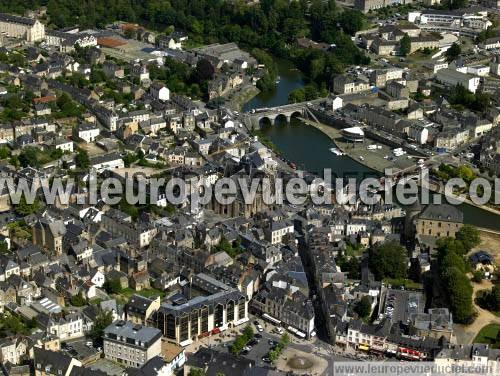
[329, 147, 344, 156]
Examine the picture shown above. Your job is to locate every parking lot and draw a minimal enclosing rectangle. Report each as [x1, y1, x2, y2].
[202, 316, 317, 369]
[379, 288, 424, 323]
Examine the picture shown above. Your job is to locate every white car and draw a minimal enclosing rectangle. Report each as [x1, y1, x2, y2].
[256, 324, 264, 332]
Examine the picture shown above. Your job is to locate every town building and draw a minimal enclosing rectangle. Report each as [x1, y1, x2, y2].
[406, 202, 463, 241]
[33, 347, 82, 376]
[101, 209, 157, 248]
[73, 122, 100, 143]
[156, 273, 248, 346]
[436, 68, 480, 93]
[333, 75, 370, 95]
[355, 0, 414, 13]
[0, 13, 45, 42]
[103, 320, 162, 368]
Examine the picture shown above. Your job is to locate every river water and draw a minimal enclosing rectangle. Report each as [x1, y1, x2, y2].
[242, 60, 500, 231]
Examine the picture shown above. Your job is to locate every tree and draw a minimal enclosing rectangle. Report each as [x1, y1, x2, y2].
[188, 369, 205, 376]
[472, 270, 485, 283]
[368, 241, 407, 280]
[18, 147, 40, 168]
[243, 324, 254, 338]
[75, 149, 90, 169]
[456, 166, 475, 184]
[437, 237, 467, 258]
[70, 292, 87, 307]
[0, 146, 10, 159]
[445, 0, 468, 9]
[443, 267, 474, 323]
[477, 285, 500, 312]
[399, 34, 411, 57]
[354, 296, 372, 318]
[89, 310, 113, 344]
[338, 9, 365, 36]
[437, 236, 475, 323]
[0, 313, 34, 336]
[456, 225, 481, 252]
[230, 324, 254, 354]
[15, 196, 41, 217]
[0, 241, 8, 254]
[288, 88, 306, 103]
[336, 255, 361, 279]
[280, 333, 290, 347]
[194, 59, 215, 82]
[445, 42, 461, 62]
[257, 72, 277, 93]
[103, 278, 122, 294]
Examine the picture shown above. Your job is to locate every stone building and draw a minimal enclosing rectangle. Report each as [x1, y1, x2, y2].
[0, 13, 45, 42]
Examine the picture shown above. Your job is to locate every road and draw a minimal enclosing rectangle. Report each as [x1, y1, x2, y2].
[202, 315, 351, 374]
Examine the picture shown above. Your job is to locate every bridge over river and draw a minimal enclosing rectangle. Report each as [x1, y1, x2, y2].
[242, 99, 324, 129]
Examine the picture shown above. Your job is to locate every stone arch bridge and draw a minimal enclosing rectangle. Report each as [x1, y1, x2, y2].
[242, 103, 311, 129]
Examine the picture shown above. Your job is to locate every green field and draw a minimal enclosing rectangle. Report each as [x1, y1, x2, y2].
[474, 324, 500, 348]
[119, 287, 166, 299]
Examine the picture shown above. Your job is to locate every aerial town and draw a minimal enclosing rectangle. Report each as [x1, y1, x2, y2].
[0, 1, 499, 375]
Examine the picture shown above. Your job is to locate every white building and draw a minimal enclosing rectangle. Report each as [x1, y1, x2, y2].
[90, 153, 124, 173]
[0, 13, 45, 42]
[333, 75, 370, 94]
[43, 313, 84, 340]
[95, 107, 119, 132]
[55, 138, 74, 153]
[436, 68, 480, 93]
[491, 56, 500, 76]
[74, 122, 100, 143]
[426, 60, 448, 74]
[482, 36, 500, 50]
[0, 337, 27, 365]
[266, 220, 294, 245]
[91, 270, 105, 288]
[331, 96, 343, 111]
[150, 82, 170, 101]
[408, 123, 430, 145]
[103, 321, 162, 368]
[465, 65, 490, 77]
[46, 31, 97, 50]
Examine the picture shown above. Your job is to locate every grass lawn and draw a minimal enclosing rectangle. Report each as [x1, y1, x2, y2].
[383, 278, 423, 290]
[345, 244, 365, 257]
[474, 324, 500, 348]
[88, 298, 104, 305]
[119, 287, 166, 299]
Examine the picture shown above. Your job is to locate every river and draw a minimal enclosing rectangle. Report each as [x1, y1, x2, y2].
[242, 60, 500, 231]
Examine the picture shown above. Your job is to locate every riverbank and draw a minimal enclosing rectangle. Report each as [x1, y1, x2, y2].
[227, 84, 260, 111]
[301, 118, 415, 174]
[301, 118, 500, 217]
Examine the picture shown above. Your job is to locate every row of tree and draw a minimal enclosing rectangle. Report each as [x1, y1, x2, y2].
[436, 225, 481, 324]
[229, 324, 254, 354]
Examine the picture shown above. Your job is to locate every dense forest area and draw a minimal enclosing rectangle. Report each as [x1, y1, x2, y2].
[0, 0, 370, 90]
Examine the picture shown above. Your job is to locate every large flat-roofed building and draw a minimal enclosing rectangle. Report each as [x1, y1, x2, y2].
[103, 321, 162, 368]
[0, 13, 45, 42]
[156, 273, 249, 346]
[436, 68, 480, 93]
